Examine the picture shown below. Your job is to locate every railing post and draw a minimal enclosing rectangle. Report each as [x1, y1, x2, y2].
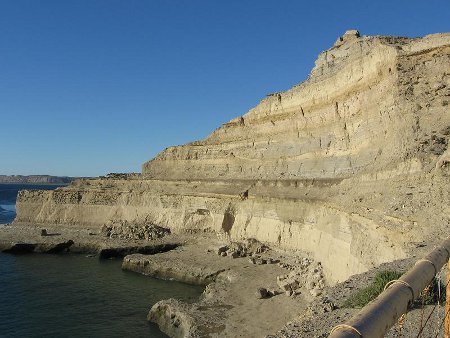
[445, 259, 450, 338]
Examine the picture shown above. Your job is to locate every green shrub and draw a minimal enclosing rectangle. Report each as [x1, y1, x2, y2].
[343, 271, 446, 309]
[343, 270, 403, 308]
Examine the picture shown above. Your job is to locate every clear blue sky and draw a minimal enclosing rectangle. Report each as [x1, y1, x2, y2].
[1, 0, 449, 177]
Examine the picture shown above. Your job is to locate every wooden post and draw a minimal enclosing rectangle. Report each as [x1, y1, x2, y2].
[445, 260, 450, 338]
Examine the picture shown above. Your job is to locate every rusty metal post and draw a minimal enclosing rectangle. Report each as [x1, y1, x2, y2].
[445, 260, 450, 338]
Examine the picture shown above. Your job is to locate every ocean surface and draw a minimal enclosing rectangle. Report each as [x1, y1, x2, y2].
[0, 184, 203, 337]
[0, 183, 62, 224]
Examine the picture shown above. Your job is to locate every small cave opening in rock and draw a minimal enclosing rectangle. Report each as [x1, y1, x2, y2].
[221, 206, 235, 234]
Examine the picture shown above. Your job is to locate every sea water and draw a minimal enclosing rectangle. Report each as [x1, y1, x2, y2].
[0, 184, 203, 337]
[0, 184, 62, 224]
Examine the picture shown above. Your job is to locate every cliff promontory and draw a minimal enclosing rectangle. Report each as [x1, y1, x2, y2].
[13, 31, 450, 281]
[5, 30, 450, 336]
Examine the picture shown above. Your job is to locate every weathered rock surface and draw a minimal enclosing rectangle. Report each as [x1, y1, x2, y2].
[0, 223, 181, 257]
[101, 222, 170, 241]
[144, 32, 450, 182]
[9, 31, 450, 285]
[277, 258, 326, 299]
[123, 236, 310, 338]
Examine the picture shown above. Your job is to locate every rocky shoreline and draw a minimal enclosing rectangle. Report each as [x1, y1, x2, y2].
[0, 224, 310, 336]
[0, 222, 445, 337]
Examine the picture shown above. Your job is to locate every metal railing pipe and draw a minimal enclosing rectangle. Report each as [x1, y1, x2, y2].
[330, 237, 450, 338]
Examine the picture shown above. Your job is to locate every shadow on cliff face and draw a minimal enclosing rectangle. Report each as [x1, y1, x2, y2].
[221, 205, 236, 234]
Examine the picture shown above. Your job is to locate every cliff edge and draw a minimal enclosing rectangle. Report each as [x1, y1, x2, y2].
[12, 31, 450, 284]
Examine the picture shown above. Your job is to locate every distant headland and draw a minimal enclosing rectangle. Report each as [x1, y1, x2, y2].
[0, 175, 85, 184]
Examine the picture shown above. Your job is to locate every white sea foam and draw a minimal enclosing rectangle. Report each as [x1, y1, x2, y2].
[0, 204, 15, 213]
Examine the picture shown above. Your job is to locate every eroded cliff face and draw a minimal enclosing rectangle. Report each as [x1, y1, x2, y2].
[143, 31, 450, 181]
[14, 31, 450, 283]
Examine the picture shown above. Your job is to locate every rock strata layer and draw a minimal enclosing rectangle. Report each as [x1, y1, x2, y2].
[12, 31, 450, 285]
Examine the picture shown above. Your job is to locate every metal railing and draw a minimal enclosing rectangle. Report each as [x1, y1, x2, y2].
[330, 236, 450, 338]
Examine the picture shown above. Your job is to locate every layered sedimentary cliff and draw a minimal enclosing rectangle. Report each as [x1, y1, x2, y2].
[143, 30, 450, 181]
[14, 31, 450, 283]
